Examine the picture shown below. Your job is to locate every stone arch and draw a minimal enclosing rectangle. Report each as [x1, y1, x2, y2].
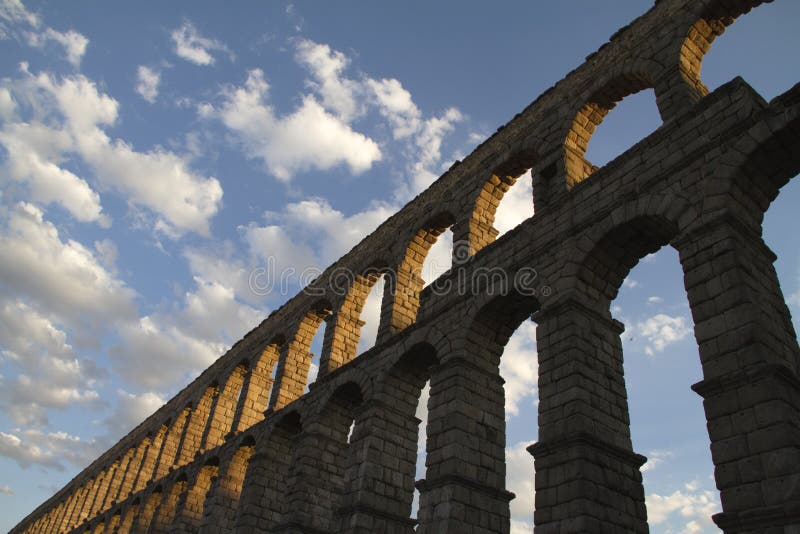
[204, 364, 247, 450]
[678, 0, 770, 103]
[232, 335, 284, 432]
[282, 381, 365, 532]
[175, 457, 219, 530]
[562, 68, 661, 189]
[117, 497, 138, 534]
[269, 300, 333, 410]
[132, 486, 162, 533]
[461, 145, 538, 256]
[338, 342, 439, 531]
[386, 211, 456, 336]
[199, 435, 256, 532]
[180, 382, 219, 462]
[322, 262, 390, 377]
[234, 412, 303, 531]
[149, 473, 187, 533]
[703, 99, 800, 226]
[154, 407, 190, 479]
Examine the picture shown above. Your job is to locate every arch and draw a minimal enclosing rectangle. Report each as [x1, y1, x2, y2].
[204, 364, 248, 450]
[179, 383, 219, 462]
[198, 438, 257, 532]
[383, 212, 456, 340]
[233, 413, 303, 531]
[117, 498, 139, 534]
[563, 71, 660, 189]
[175, 458, 220, 530]
[149, 474, 187, 533]
[464, 147, 537, 256]
[269, 301, 333, 410]
[679, 0, 769, 102]
[338, 342, 439, 530]
[154, 407, 190, 480]
[132, 486, 162, 533]
[232, 336, 284, 432]
[321, 263, 389, 378]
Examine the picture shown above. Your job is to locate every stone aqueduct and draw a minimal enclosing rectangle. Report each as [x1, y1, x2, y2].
[12, 0, 800, 532]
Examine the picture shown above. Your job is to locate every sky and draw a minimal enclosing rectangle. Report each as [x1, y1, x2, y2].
[0, 1, 798, 532]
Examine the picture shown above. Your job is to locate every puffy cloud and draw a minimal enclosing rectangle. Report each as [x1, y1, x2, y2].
[0, 202, 136, 335]
[0, 120, 109, 225]
[203, 69, 381, 181]
[647, 295, 664, 304]
[637, 313, 692, 357]
[641, 449, 672, 472]
[506, 441, 535, 525]
[500, 321, 538, 417]
[0, 485, 12, 496]
[0, 428, 101, 471]
[295, 38, 361, 121]
[0, 0, 88, 66]
[27, 28, 88, 67]
[1, 69, 223, 236]
[623, 277, 640, 289]
[171, 21, 230, 66]
[647, 479, 720, 531]
[0, 299, 105, 426]
[493, 172, 534, 237]
[135, 65, 160, 103]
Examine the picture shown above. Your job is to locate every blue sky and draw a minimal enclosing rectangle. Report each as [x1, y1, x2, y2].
[0, 1, 798, 532]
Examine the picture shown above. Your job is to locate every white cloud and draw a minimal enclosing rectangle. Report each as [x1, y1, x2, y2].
[0, 428, 100, 471]
[641, 449, 672, 472]
[0, 485, 12, 496]
[506, 441, 535, 526]
[203, 69, 381, 181]
[295, 38, 361, 121]
[0, 120, 110, 226]
[494, 172, 534, 237]
[2, 69, 223, 236]
[0, 0, 88, 66]
[171, 21, 230, 66]
[510, 519, 533, 534]
[647, 479, 720, 532]
[637, 313, 692, 356]
[500, 321, 538, 417]
[647, 295, 664, 304]
[0, 299, 105, 426]
[357, 276, 384, 353]
[0, 202, 136, 336]
[135, 65, 160, 103]
[623, 277, 639, 289]
[27, 28, 88, 67]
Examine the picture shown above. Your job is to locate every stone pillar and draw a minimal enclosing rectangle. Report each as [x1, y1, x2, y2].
[154, 409, 190, 480]
[336, 398, 419, 534]
[173, 466, 218, 532]
[184, 387, 218, 460]
[417, 357, 513, 534]
[199, 445, 254, 533]
[91, 463, 118, 517]
[232, 349, 276, 432]
[376, 266, 424, 344]
[117, 501, 138, 534]
[676, 218, 800, 532]
[530, 297, 647, 533]
[279, 412, 353, 533]
[119, 440, 149, 502]
[131, 488, 161, 534]
[133, 429, 165, 493]
[234, 426, 297, 532]
[105, 450, 135, 509]
[148, 478, 186, 534]
[269, 341, 311, 411]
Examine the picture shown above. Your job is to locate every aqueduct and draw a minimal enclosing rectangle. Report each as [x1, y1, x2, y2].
[11, 0, 800, 532]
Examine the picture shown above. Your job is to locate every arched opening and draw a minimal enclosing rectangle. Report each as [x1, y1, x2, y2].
[492, 169, 534, 240]
[269, 301, 331, 409]
[281, 383, 363, 532]
[176, 458, 219, 530]
[325, 265, 389, 370]
[234, 413, 302, 531]
[151, 474, 187, 533]
[133, 486, 162, 533]
[182, 383, 218, 460]
[680, 0, 776, 101]
[205, 365, 247, 449]
[233, 337, 283, 432]
[420, 226, 453, 286]
[612, 245, 719, 532]
[200, 436, 256, 531]
[564, 74, 660, 189]
[119, 498, 139, 533]
[154, 408, 190, 479]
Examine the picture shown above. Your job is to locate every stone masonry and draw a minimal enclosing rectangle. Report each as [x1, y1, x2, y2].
[10, 0, 800, 532]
